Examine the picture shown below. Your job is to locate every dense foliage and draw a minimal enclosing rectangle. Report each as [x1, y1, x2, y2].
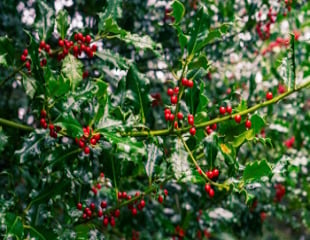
[0, 0, 310, 239]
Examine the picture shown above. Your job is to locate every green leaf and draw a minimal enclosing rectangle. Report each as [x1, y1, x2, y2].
[96, 49, 130, 70]
[188, 54, 209, 70]
[22, 74, 37, 99]
[98, 0, 122, 20]
[0, 127, 8, 153]
[145, 142, 162, 181]
[174, 25, 189, 52]
[242, 159, 272, 183]
[4, 213, 24, 239]
[62, 54, 83, 90]
[54, 112, 83, 137]
[202, 136, 218, 169]
[56, 10, 69, 39]
[0, 53, 7, 66]
[171, 0, 185, 25]
[45, 68, 70, 97]
[0, 36, 14, 64]
[35, 1, 55, 40]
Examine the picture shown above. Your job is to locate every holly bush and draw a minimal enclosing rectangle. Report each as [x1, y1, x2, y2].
[0, 0, 310, 239]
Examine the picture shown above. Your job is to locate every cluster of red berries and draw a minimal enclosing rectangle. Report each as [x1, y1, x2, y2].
[219, 105, 232, 115]
[204, 183, 215, 198]
[205, 123, 217, 135]
[20, 49, 32, 73]
[39, 109, 60, 138]
[167, 86, 179, 105]
[187, 114, 196, 136]
[181, 78, 194, 88]
[274, 183, 285, 202]
[173, 225, 185, 239]
[206, 168, 219, 180]
[117, 191, 147, 216]
[90, 173, 105, 195]
[256, 7, 277, 40]
[75, 126, 100, 155]
[196, 229, 211, 240]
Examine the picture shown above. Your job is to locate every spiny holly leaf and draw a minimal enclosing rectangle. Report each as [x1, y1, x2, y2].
[62, 54, 83, 90]
[56, 9, 69, 39]
[171, 0, 185, 25]
[45, 68, 70, 98]
[0, 127, 8, 153]
[35, 1, 55, 40]
[242, 159, 272, 183]
[22, 73, 37, 99]
[188, 53, 209, 70]
[145, 141, 163, 181]
[54, 112, 83, 137]
[174, 25, 189, 53]
[194, 82, 209, 122]
[96, 49, 131, 70]
[99, 0, 122, 20]
[4, 213, 24, 239]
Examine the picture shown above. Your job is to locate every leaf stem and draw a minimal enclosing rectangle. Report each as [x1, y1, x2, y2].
[0, 118, 34, 131]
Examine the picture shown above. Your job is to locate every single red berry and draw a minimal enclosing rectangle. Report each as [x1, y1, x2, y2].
[42, 122, 47, 129]
[114, 209, 120, 218]
[96, 183, 101, 189]
[245, 119, 252, 129]
[207, 171, 214, 179]
[90, 203, 96, 210]
[85, 35, 92, 43]
[226, 106, 232, 114]
[189, 127, 196, 136]
[98, 209, 103, 217]
[25, 61, 31, 69]
[91, 187, 97, 195]
[122, 192, 127, 199]
[77, 32, 83, 41]
[187, 80, 194, 88]
[110, 217, 115, 227]
[21, 55, 27, 62]
[219, 106, 226, 115]
[212, 169, 219, 178]
[174, 121, 178, 128]
[181, 78, 188, 86]
[211, 123, 217, 130]
[167, 88, 174, 96]
[197, 168, 202, 175]
[84, 146, 90, 154]
[79, 140, 85, 149]
[208, 188, 215, 198]
[40, 118, 46, 127]
[45, 44, 50, 53]
[103, 217, 109, 226]
[131, 208, 137, 216]
[58, 39, 64, 47]
[82, 213, 87, 219]
[39, 40, 46, 49]
[90, 137, 97, 145]
[266, 91, 273, 100]
[23, 49, 28, 56]
[169, 114, 175, 122]
[86, 209, 92, 217]
[234, 114, 241, 123]
[177, 112, 183, 120]
[171, 95, 178, 104]
[100, 201, 107, 208]
[205, 126, 212, 135]
[118, 192, 122, 199]
[91, 44, 97, 52]
[140, 199, 146, 208]
[188, 115, 194, 125]
[164, 112, 170, 121]
[164, 108, 171, 114]
[158, 195, 164, 204]
[77, 203, 82, 210]
[48, 124, 54, 131]
[204, 183, 211, 193]
[94, 133, 101, 141]
[174, 87, 179, 94]
[164, 189, 168, 196]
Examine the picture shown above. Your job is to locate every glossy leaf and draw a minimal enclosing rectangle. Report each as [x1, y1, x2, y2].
[171, 0, 185, 25]
[22, 74, 37, 99]
[4, 213, 24, 239]
[0, 53, 7, 66]
[35, 1, 55, 40]
[242, 159, 272, 183]
[54, 112, 83, 137]
[62, 54, 83, 90]
[96, 49, 131, 70]
[56, 9, 69, 39]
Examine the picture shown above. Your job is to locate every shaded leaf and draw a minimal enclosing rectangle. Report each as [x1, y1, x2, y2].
[35, 1, 55, 40]
[56, 9, 69, 39]
[0, 127, 8, 153]
[54, 112, 83, 137]
[4, 213, 24, 239]
[242, 159, 272, 183]
[96, 49, 131, 70]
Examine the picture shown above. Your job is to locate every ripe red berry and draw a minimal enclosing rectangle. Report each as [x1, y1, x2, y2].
[169, 113, 175, 122]
[189, 127, 196, 136]
[266, 91, 273, 100]
[122, 192, 127, 199]
[177, 112, 183, 120]
[164, 189, 168, 196]
[140, 199, 146, 208]
[181, 78, 188, 86]
[219, 106, 226, 115]
[98, 209, 103, 217]
[94, 133, 101, 141]
[118, 192, 122, 199]
[25, 61, 31, 69]
[79, 139, 85, 149]
[84, 146, 90, 154]
[165, 112, 170, 121]
[171, 96, 178, 104]
[100, 201, 107, 208]
[205, 126, 212, 135]
[167, 88, 174, 96]
[114, 209, 120, 217]
[77, 32, 83, 41]
[226, 106, 232, 114]
[174, 121, 178, 128]
[77, 203, 82, 210]
[212, 169, 219, 178]
[158, 195, 164, 203]
[211, 123, 217, 130]
[174, 87, 179, 94]
[21, 55, 27, 62]
[58, 39, 64, 47]
[39, 40, 46, 49]
[197, 168, 202, 175]
[208, 188, 215, 198]
[91, 187, 97, 195]
[91, 44, 97, 52]
[131, 208, 137, 216]
[207, 171, 213, 179]
[234, 114, 241, 123]
[90, 137, 97, 145]
[90, 203, 96, 210]
[85, 35, 92, 43]
[103, 217, 109, 226]
[23, 49, 28, 56]
[187, 80, 194, 88]
[204, 184, 211, 193]
[45, 44, 50, 53]
[40, 118, 46, 127]
[110, 217, 115, 227]
[86, 209, 92, 217]
[245, 119, 252, 129]
[188, 114, 194, 125]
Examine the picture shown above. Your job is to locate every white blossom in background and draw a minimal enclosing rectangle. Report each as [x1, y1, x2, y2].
[21, 8, 36, 25]
[54, 0, 73, 13]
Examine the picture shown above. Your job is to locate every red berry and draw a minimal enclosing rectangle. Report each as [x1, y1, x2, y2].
[205, 126, 212, 135]
[58, 39, 64, 47]
[219, 106, 226, 115]
[164, 189, 168, 196]
[207, 171, 214, 179]
[84, 146, 90, 154]
[169, 113, 175, 122]
[211, 123, 217, 130]
[100, 201, 107, 208]
[122, 192, 127, 199]
[114, 209, 120, 218]
[48, 124, 54, 131]
[94, 133, 101, 141]
[25, 61, 31, 69]
[174, 121, 178, 128]
[234, 114, 241, 123]
[39, 40, 46, 49]
[90, 137, 97, 145]
[140, 199, 146, 208]
[212, 169, 219, 178]
[164, 112, 170, 121]
[164, 108, 171, 114]
[158, 195, 164, 203]
[96, 183, 101, 189]
[77, 203, 82, 210]
[91, 187, 97, 195]
[40, 118, 46, 127]
[204, 184, 211, 193]
[171, 96, 178, 104]
[82, 213, 87, 219]
[226, 106, 232, 114]
[245, 119, 252, 129]
[110, 217, 115, 227]
[45, 44, 50, 53]
[90, 203, 96, 210]
[197, 168, 202, 175]
[98, 209, 103, 217]
[91, 44, 97, 52]
[187, 80, 194, 88]
[85, 35, 92, 43]
[177, 112, 183, 120]
[167, 88, 174, 96]
[188, 115, 194, 125]
[23, 49, 28, 56]
[189, 127, 196, 136]
[266, 91, 273, 100]
[181, 78, 188, 86]
[118, 192, 122, 199]
[174, 87, 179, 94]
[86, 209, 92, 217]
[21, 55, 27, 62]
[79, 139, 85, 149]
[103, 217, 109, 226]
[208, 188, 215, 198]
[131, 208, 137, 216]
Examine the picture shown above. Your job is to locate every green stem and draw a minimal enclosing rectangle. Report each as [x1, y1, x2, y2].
[0, 118, 34, 131]
[179, 136, 230, 191]
[111, 152, 118, 200]
[120, 78, 310, 137]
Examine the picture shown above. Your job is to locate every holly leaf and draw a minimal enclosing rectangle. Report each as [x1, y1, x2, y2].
[0, 53, 7, 66]
[171, 0, 185, 25]
[242, 159, 272, 183]
[22, 74, 37, 99]
[4, 213, 24, 239]
[96, 49, 131, 70]
[145, 142, 163, 181]
[56, 9, 69, 39]
[62, 54, 83, 90]
[35, 1, 55, 40]
[54, 112, 83, 137]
